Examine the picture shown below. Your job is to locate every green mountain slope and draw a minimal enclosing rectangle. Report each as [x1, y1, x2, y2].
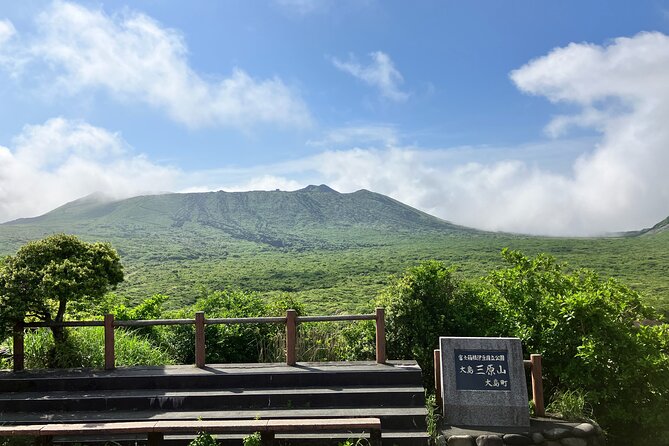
[1, 186, 668, 314]
[5, 185, 475, 249]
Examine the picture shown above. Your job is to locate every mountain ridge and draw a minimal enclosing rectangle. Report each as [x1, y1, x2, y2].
[0, 185, 480, 255]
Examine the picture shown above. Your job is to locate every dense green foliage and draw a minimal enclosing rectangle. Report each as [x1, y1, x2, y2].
[0, 234, 123, 352]
[483, 250, 668, 444]
[377, 261, 497, 387]
[159, 289, 273, 364]
[380, 252, 668, 445]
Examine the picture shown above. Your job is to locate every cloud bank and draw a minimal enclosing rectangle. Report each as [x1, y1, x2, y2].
[1, 1, 311, 129]
[0, 118, 179, 222]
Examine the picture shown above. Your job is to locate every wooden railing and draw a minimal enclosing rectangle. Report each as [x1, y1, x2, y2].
[11, 308, 387, 372]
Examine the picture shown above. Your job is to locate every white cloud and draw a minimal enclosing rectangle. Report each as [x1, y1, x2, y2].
[332, 51, 409, 102]
[0, 19, 15, 45]
[1, 1, 311, 128]
[0, 118, 180, 223]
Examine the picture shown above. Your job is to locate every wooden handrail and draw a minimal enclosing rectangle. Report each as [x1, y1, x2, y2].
[11, 309, 387, 372]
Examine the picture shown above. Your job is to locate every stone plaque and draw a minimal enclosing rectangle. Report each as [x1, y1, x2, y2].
[440, 337, 529, 428]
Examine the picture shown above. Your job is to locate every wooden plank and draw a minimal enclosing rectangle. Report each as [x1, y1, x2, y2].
[104, 314, 115, 370]
[0, 424, 44, 436]
[23, 321, 104, 327]
[12, 322, 24, 372]
[286, 309, 297, 366]
[39, 422, 158, 436]
[116, 319, 194, 327]
[207, 317, 286, 324]
[297, 314, 374, 323]
[375, 307, 386, 364]
[195, 312, 206, 368]
[531, 353, 545, 417]
[153, 420, 268, 433]
[266, 417, 381, 432]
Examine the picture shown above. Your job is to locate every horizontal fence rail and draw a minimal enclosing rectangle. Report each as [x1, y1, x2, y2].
[11, 308, 387, 372]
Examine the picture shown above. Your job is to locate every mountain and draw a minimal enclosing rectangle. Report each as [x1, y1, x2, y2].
[2, 185, 477, 254]
[636, 216, 669, 236]
[2, 186, 668, 315]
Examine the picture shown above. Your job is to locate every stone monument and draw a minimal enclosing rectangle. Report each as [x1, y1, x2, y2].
[439, 336, 530, 427]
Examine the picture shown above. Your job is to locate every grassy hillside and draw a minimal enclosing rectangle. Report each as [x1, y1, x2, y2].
[1, 186, 668, 315]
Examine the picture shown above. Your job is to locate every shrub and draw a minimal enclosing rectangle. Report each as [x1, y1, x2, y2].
[484, 249, 669, 445]
[159, 289, 272, 364]
[377, 260, 500, 389]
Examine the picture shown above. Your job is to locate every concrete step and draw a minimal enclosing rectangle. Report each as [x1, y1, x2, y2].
[0, 361, 422, 393]
[0, 407, 428, 431]
[0, 386, 425, 412]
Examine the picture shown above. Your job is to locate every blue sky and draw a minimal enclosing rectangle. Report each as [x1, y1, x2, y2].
[1, 0, 669, 235]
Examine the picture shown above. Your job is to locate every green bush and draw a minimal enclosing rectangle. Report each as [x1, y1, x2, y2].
[159, 289, 272, 364]
[382, 251, 668, 445]
[377, 260, 500, 388]
[112, 293, 169, 342]
[483, 249, 669, 445]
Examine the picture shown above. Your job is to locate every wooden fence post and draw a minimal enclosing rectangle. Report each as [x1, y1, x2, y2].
[531, 353, 545, 417]
[286, 309, 297, 366]
[12, 321, 24, 372]
[104, 314, 115, 370]
[434, 349, 442, 408]
[195, 311, 206, 368]
[375, 307, 386, 364]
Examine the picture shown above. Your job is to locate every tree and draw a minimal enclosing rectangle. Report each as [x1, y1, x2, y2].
[377, 260, 500, 389]
[0, 234, 123, 345]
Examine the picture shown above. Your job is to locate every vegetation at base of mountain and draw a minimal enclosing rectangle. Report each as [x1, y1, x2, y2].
[0, 234, 123, 366]
[379, 251, 668, 445]
[1, 187, 669, 316]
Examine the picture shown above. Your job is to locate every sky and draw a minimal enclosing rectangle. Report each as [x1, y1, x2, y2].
[1, 0, 669, 235]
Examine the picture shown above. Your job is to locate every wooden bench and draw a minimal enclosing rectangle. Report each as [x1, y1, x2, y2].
[0, 418, 382, 446]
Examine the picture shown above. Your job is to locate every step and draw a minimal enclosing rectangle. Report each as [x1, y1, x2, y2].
[0, 361, 422, 393]
[0, 407, 428, 431]
[0, 386, 425, 412]
[47, 430, 430, 446]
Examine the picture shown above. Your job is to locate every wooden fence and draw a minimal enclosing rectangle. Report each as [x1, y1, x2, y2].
[11, 308, 386, 372]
